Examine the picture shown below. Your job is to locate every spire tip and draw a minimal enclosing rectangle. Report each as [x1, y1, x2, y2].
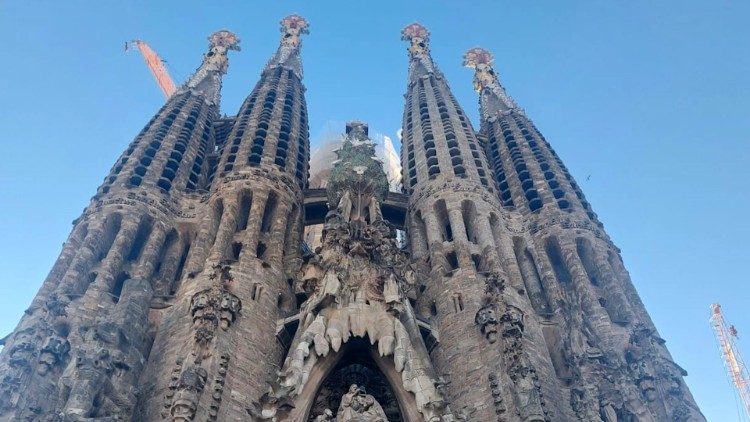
[401, 22, 429, 42]
[280, 14, 310, 46]
[463, 47, 493, 68]
[208, 30, 241, 51]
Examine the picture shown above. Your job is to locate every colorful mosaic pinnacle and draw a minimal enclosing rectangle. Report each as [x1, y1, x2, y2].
[280, 14, 309, 46]
[401, 22, 429, 42]
[209, 29, 241, 51]
[463, 47, 493, 68]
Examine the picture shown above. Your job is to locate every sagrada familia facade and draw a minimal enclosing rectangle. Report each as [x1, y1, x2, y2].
[0, 15, 704, 421]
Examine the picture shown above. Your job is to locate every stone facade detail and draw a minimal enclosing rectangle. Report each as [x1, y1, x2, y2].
[0, 17, 703, 422]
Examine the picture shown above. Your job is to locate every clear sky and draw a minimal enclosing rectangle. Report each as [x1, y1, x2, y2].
[1, 1, 749, 419]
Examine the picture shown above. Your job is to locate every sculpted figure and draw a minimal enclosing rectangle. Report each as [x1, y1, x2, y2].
[368, 196, 383, 224]
[475, 305, 499, 343]
[7, 328, 37, 368]
[37, 331, 70, 375]
[313, 408, 334, 421]
[337, 384, 387, 422]
[219, 291, 242, 330]
[337, 191, 353, 223]
[509, 355, 544, 422]
[500, 305, 524, 339]
[56, 348, 133, 418]
[171, 365, 208, 421]
[190, 291, 211, 324]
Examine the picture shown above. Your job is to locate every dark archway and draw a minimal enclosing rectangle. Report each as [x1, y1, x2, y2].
[287, 337, 422, 422]
[307, 339, 402, 421]
[308, 342, 403, 420]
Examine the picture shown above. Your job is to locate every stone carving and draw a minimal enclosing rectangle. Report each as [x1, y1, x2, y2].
[475, 305, 499, 343]
[54, 277, 152, 420]
[7, 327, 37, 370]
[248, 123, 456, 421]
[37, 331, 70, 375]
[163, 264, 240, 420]
[208, 353, 230, 420]
[479, 272, 547, 421]
[190, 264, 241, 358]
[507, 353, 545, 422]
[312, 409, 333, 421]
[624, 324, 658, 403]
[163, 358, 185, 419]
[500, 305, 525, 340]
[622, 323, 703, 420]
[569, 386, 601, 421]
[336, 384, 388, 422]
[56, 346, 134, 419]
[308, 363, 403, 422]
[488, 373, 506, 419]
[170, 365, 208, 421]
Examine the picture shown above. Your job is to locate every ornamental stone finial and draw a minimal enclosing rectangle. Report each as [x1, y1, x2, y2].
[463, 47, 522, 118]
[401, 22, 430, 57]
[280, 14, 310, 48]
[201, 30, 240, 75]
[463, 47, 495, 92]
[265, 15, 309, 78]
[177, 29, 240, 105]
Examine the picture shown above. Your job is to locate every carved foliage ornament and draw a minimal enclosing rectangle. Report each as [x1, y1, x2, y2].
[190, 265, 241, 354]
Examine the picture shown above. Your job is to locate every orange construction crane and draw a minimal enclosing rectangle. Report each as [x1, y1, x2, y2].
[125, 40, 177, 98]
[710, 303, 750, 418]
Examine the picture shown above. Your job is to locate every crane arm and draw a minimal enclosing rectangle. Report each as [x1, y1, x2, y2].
[711, 303, 750, 417]
[128, 40, 177, 98]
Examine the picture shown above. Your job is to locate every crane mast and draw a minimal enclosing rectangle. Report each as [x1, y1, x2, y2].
[126, 40, 177, 98]
[710, 303, 750, 417]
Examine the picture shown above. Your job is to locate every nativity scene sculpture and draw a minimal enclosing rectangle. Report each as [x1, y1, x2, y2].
[248, 122, 458, 421]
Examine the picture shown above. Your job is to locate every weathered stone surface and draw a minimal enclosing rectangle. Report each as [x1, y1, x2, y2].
[0, 19, 703, 422]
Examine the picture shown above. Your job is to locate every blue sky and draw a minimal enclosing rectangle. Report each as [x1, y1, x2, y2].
[1, 1, 749, 419]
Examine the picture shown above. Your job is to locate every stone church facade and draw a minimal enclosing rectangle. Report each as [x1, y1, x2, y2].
[0, 15, 704, 421]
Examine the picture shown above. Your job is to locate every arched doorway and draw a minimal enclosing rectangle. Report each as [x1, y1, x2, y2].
[308, 340, 403, 421]
[286, 338, 423, 421]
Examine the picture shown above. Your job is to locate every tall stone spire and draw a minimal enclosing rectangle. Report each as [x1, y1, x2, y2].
[463, 47, 523, 121]
[0, 18, 706, 422]
[398, 24, 561, 421]
[465, 47, 705, 421]
[401, 22, 438, 82]
[399, 23, 493, 193]
[211, 15, 310, 188]
[94, 30, 239, 195]
[176, 30, 240, 106]
[264, 14, 309, 79]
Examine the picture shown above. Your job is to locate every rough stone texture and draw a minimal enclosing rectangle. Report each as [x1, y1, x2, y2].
[0, 19, 703, 422]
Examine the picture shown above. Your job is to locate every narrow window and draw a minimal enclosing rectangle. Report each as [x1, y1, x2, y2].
[251, 283, 263, 301]
[446, 252, 459, 270]
[452, 293, 464, 313]
[256, 242, 267, 259]
[112, 272, 130, 303]
[260, 192, 278, 234]
[545, 238, 572, 284]
[236, 192, 252, 232]
[231, 242, 242, 261]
